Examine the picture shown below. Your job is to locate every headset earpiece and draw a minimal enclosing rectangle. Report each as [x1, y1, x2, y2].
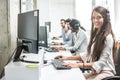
[74, 23, 80, 28]
[106, 10, 110, 22]
[70, 19, 80, 30]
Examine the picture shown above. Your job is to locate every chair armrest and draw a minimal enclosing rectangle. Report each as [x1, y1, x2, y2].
[102, 76, 120, 80]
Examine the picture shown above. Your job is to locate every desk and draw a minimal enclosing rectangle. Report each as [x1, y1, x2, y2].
[5, 61, 39, 80]
[5, 49, 86, 80]
[4, 50, 43, 80]
[40, 64, 85, 80]
[40, 50, 86, 80]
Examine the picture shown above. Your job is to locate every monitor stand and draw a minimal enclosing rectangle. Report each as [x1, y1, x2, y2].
[13, 46, 23, 62]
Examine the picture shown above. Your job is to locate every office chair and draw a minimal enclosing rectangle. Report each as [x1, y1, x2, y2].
[102, 43, 120, 80]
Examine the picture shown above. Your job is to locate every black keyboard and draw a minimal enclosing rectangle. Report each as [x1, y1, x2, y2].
[51, 59, 71, 70]
[44, 48, 59, 52]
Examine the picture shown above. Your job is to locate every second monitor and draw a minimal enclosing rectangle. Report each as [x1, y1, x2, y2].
[39, 26, 48, 48]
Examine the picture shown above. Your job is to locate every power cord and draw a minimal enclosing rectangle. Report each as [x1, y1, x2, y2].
[19, 55, 39, 64]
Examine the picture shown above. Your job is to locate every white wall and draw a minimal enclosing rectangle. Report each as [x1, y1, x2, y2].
[114, 0, 120, 40]
[37, 0, 50, 26]
[38, 0, 75, 36]
[49, 0, 75, 36]
[75, 0, 92, 31]
[75, 0, 92, 38]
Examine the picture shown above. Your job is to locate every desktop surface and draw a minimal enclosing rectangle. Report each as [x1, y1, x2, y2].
[5, 60, 39, 80]
[5, 50, 43, 80]
[40, 63, 85, 80]
[5, 49, 86, 80]
[40, 50, 86, 80]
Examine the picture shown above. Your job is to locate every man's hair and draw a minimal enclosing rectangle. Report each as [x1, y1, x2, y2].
[65, 18, 71, 23]
[60, 19, 65, 22]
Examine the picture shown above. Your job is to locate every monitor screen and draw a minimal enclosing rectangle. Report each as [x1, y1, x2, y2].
[45, 22, 51, 32]
[39, 26, 48, 48]
[18, 10, 39, 41]
[17, 10, 39, 54]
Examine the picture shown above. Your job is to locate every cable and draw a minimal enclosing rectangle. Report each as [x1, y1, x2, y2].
[19, 55, 39, 64]
[20, 59, 39, 64]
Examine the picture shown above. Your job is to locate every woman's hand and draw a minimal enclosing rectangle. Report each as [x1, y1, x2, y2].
[54, 42, 61, 45]
[50, 47, 65, 50]
[63, 62, 84, 68]
[54, 55, 67, 60]
[50, 46, 58, 50]
[57, 47, 66, 50]
[63, 62, 80, 68]
[52, 37, 59, 40]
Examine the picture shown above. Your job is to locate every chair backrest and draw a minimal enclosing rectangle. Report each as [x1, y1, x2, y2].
[116, 46, 120, 76]
[101, 42, 120, 80]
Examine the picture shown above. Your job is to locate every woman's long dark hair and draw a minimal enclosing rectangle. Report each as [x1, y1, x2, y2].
[87, 6, 117, 63]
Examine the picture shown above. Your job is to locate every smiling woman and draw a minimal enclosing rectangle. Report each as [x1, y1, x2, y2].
[54, 6, 117, 80]
[92, 11, 104, 31]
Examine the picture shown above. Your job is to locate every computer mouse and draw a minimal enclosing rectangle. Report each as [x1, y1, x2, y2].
[54, 56, 62, 59]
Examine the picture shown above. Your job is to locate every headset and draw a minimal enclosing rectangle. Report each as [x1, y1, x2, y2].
[70, 19, 80, 30]
[106, 10, 110, 22]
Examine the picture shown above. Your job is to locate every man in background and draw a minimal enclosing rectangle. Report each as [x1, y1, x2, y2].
[51, 19, 88, 55]
[53, 19, 66, 40]
[53, 18, 72, 45]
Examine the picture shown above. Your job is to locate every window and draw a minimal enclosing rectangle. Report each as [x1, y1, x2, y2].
[20, 0, 34, 13]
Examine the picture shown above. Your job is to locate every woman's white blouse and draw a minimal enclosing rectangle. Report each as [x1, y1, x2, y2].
[80, 34, 116, 74]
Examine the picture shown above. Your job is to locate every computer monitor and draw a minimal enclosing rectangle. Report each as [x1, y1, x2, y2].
[45, 21, 51, 32]
[18, 10, 39, 41]
[39, 26, 48, 48]
[13, 10, 39, 61]
[17, 10, 39, 54]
